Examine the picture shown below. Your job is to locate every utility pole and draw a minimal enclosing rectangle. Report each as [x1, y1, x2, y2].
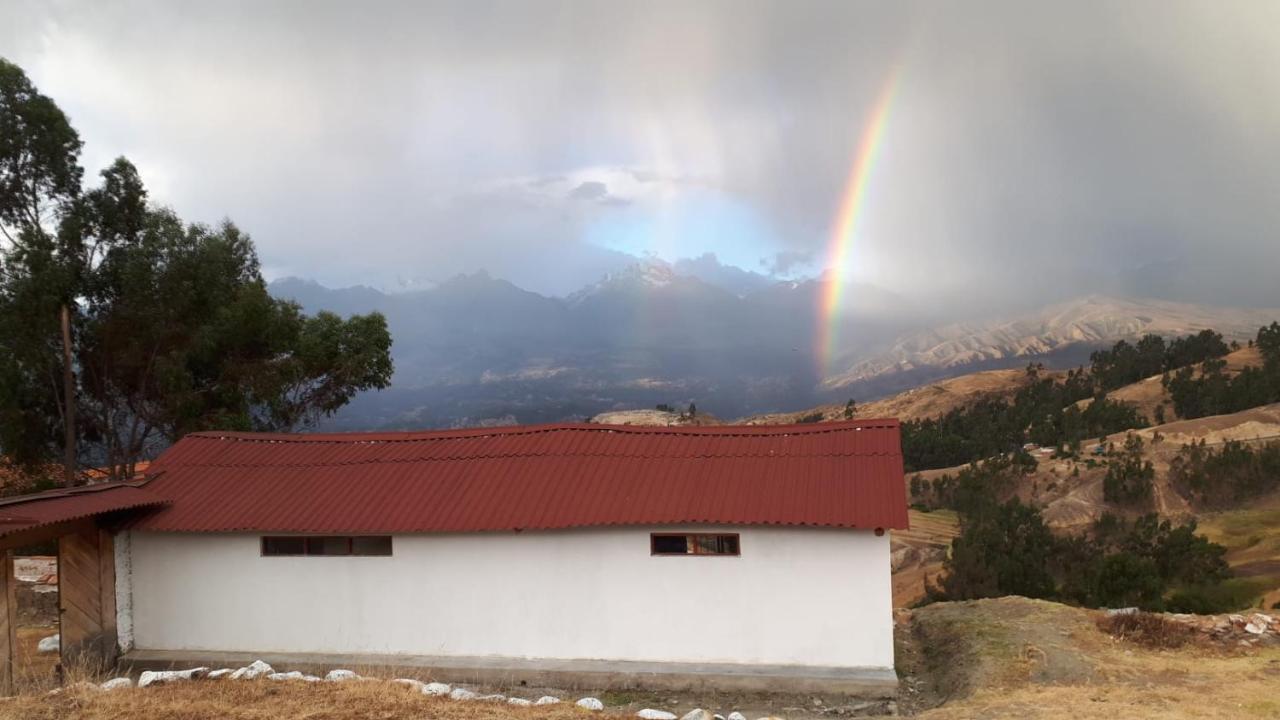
[60, 304, 76, 487]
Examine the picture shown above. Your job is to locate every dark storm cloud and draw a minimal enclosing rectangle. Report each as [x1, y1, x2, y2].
[1, 0, 1277, 307]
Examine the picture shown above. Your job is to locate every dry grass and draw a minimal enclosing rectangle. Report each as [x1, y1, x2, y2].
[900, 597, 1280, 720]
[1095, 612, 1194, 650]
[15, 626, 60, 689]
[0, 679, 599, 720]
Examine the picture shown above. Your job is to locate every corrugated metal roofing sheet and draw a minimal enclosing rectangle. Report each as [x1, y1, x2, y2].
[0, 483, 169, 538]
[130, 420, 909, 533]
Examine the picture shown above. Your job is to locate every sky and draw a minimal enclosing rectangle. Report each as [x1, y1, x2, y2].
[2, 0, 1279, 311]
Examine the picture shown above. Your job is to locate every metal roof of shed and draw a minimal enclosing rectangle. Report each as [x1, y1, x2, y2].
[130, 420, 910, 534]
[0, 482, 168, 539]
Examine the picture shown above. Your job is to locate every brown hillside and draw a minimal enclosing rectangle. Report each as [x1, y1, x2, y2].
[1075, 345, 1265, 422]
[740, 367, 1060, 425]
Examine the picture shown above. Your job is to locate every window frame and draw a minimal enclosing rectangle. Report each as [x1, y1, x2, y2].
[649, 532, 741, 557]
[260, 535, 394, 557]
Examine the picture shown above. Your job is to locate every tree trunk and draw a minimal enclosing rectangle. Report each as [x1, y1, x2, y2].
[60, 304, 76, 487]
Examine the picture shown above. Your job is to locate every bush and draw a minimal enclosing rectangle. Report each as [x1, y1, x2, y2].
[1167, 578, 1274, 614]
[1096, 611, 1194, 649]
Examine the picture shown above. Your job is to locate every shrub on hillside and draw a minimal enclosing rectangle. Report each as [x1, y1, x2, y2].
[1096, 611, 1194, 649]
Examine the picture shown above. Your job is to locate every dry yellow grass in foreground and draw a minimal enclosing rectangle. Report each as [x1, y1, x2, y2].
[900, 598, 1280, 719]
[0, 681, 596, 720]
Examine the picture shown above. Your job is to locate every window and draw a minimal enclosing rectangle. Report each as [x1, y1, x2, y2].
[650, 533, 740, 556]
[261, 536, 393, 556]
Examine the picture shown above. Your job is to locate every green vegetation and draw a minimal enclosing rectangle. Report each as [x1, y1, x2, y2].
[901, 366, 1146, 472]
[1170, 439, 1280, 508]
[1165, 323, 1280, 420]
[934, 500, 1232, 611]
[0, 58, 394, 483]
[1102, 433, 1155, 507]
[1089, 330, 1229, 392]
[919, 455, 1236, 612]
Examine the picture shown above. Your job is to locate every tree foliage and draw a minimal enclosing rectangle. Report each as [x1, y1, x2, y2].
[1164, 325, 1280, 420]
[1102, 433, 1155, 507]
[901, 368, 1145, 472]
[0, 59, 394, 481]
[936, 500, 1231, 611]
[1169, 439, 1280, 508]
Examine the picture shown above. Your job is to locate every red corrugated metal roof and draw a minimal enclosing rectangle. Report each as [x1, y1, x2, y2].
[0, 482, 169, 538]
[130, 420, 909, 533]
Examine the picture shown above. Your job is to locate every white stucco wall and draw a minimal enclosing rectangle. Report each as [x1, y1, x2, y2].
[122, 525, 894, 669]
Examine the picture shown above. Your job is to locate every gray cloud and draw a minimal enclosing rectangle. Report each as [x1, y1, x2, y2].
[1, 0, 1277, 308]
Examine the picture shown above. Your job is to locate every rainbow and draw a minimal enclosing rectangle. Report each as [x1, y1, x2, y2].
[815, 68, 902, 377]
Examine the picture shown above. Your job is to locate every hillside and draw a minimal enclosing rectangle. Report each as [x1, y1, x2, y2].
[896, 402, 1280, 607]
[1075, 344, 1264, 421]
[740, 367, 1062, 425]
[823, 295, 1279, 391]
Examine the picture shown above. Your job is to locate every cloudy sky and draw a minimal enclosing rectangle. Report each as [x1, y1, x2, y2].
[3, 0, 1278, 311]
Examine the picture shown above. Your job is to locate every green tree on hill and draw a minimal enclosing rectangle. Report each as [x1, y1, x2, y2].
[0, 58, 394, 483]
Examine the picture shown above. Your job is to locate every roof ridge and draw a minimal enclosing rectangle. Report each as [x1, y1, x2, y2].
[183, 419, 902, 445]
[153, 448, 902, 471]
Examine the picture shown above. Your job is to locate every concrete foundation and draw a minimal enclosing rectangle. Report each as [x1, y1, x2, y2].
[120, 649, 899, 697]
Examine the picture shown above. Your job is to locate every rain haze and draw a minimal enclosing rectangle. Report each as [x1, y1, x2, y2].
[3, 0, 1280, 426]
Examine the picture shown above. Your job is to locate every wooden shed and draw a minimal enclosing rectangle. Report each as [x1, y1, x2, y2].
[0, 483, 165, 693]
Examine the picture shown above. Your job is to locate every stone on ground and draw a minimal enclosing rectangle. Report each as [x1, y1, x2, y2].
[99, 677, 133, 691]
[324, 669, 360, 682]
[36, 634, 59, 653]
[508, 698, 533, 706]
[423, 682, 452, 696]
[637, 710, 677, 720]
[138, 667, 209, 688]
[535, 696, 562, 705]
[576, 697, 604, 710]
[450, 687, 479, 700]
[229, 660, 274, 680]
[728, 713, 747, 720]
[681, 709, 713, 720]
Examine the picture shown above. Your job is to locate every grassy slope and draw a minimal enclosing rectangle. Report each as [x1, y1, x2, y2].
[898, 597, 1280, 720]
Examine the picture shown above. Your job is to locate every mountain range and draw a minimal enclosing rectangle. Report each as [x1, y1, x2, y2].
[269, 262, 1280, 429]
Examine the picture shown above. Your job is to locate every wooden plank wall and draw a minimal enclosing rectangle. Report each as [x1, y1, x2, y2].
[58, 527, 117, 671]
[0, 551, 15, 695]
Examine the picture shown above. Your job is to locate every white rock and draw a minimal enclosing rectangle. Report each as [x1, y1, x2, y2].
[206, 669, 234, 680]
[1244, 622, 1266, 635]
[508, 698, 534, 706]
[728, 712, 747, 720]
[394, 678, 425, 691]
[450, 687, 479, 700]
[267, 671, 306, 681]
[37, 634, 59, 653]
[477, 693, 507, 702]
[325, 669, 360, 682]
[638, 710, 677, 720]
[715, 715, 725, 720]
[576, 697, 604, 711]
[423, 682, 452, 696]
[536, 696, 563, 705]
[229, 660, 274, 680]
[681, 709, 713, 720]
[100, 677, 133, 691]
[302, 675, 322, 682]
[138, 667, 209, 688]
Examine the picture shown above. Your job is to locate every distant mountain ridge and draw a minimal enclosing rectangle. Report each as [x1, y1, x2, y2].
[270, 267, 1280, 430]
[822, 295, 1280, 391]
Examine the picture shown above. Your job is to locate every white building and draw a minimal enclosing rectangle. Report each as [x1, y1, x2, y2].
[3, 420, 909, 696]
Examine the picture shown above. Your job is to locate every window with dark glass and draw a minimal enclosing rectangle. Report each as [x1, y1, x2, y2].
[261, 536, 393, 556]
[650, 533, 740, 556]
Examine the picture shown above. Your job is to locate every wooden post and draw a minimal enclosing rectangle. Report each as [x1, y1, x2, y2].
[0, 550, 16, 695]
[60, 303, 77, 488]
